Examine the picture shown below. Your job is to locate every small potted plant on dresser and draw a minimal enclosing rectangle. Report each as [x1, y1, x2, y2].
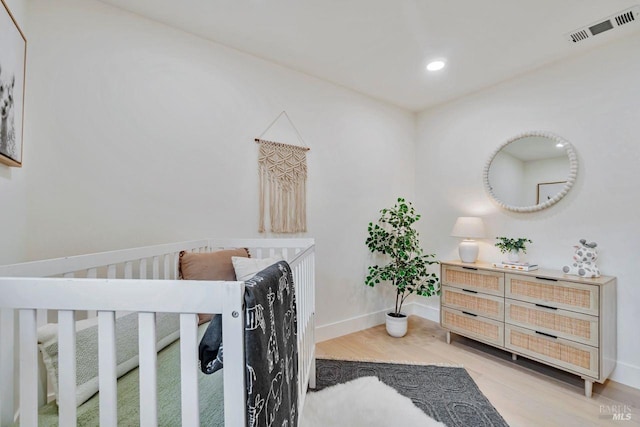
[365, 198, 440, 337]
[495, 237, 532, 262]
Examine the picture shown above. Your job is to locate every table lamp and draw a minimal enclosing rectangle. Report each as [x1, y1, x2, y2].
[451, 217, 485, 263]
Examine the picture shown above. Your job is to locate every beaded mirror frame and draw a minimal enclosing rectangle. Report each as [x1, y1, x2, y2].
[483, 131, 578, 213]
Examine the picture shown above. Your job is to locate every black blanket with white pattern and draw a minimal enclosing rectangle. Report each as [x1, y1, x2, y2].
[199, 261, 298, 427]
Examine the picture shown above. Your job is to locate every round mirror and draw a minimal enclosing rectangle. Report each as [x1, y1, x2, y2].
[483, 132, 578, 212]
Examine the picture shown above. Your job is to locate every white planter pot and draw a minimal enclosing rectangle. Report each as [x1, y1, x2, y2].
[508, 250, 520, 262]
[385, 313, 408, 338]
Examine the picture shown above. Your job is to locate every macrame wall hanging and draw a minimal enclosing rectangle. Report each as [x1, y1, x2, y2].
[255, 111, 310, 233]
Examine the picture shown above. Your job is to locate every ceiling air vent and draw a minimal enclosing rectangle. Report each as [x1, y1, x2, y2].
[565, 6, 640, 44]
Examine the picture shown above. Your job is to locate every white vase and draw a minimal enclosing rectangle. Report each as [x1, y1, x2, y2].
[508, 250, 520, 262]
[386, 313, 408, 338]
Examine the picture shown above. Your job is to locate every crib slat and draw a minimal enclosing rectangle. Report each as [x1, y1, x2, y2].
[308, 254, 316, 389]
[138, 312, 158, 427]
[86, 268, 98, 319]
[0, 309, 15, 427]
[19, 309, 38, 427]
[58, 310, 77, 426]
[223, 282, 246, 427]
[179, 314, 199, 427]
[152, 257, 159, 280]
[139, 259, 147, 280]
[98, 311, 117, 427]
[173, 252, 180, 279]
[124, 262, 133, 279]
[107, 265, 116, 279]
[163, 254, 170, 279]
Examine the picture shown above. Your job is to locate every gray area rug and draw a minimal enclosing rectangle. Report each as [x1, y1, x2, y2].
[314, 359, 509, 427]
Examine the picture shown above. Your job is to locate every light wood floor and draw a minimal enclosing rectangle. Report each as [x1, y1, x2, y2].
[316, 316, 639, 427]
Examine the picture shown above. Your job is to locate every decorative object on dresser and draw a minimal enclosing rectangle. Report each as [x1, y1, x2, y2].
[483, 131, 578, 213]
[563, 239, 601, 278]
[450, 217, 486, 263]
[365, 198, 440, 337]
[440, 260, 616, 397]
[494, 236, 532, 263]
[492, 261, 538, 271]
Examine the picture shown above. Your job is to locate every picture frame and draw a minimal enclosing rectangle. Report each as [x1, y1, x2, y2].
[0, 0, 26, 167]
[536, 181, 567, 204]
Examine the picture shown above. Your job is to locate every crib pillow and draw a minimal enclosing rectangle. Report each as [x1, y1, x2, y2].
[38, 312, 180, 407]
[231, 255, 283, 281]
[179, 248, 250, 324]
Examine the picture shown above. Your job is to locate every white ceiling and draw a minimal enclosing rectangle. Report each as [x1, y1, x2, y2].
[100, 0, 640, 112]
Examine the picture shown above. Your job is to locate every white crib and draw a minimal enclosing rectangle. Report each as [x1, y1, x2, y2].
[0, 238, 316, 427]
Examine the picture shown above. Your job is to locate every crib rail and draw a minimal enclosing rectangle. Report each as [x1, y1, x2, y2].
[0, 240, 212, 279]
[0, 279, 245, 427]
[0, 238, 315, 427]
[287, 243, 316, 408]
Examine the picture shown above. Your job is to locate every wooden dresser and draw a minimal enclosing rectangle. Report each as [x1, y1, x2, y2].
[440, 260, 616, 397]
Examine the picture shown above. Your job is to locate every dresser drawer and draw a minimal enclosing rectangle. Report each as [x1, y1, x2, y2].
[505, 325, 598, 378]
[442, 286, 504, 321]
[505, 274, 599, 315]
[443, 265, 504, 297]
[505, 299, 598, 347]
[441, 307, 504, 347]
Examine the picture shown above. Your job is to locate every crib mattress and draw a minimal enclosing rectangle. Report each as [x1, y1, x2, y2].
[35, 324, 224, 427]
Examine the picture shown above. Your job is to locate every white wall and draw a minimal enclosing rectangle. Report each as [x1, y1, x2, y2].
[416, 33, 640, 389]
[23, 0, 415, 332]
[0, 0, 28, 264]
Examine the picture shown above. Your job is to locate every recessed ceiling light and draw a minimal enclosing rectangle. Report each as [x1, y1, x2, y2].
[556, 143, 564, 148]
[426, 60, 446, 71]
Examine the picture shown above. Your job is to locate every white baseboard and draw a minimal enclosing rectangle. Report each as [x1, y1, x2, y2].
[315, 308, 391, 343]
[610, 360, 640, 391]
[408, 302, 440, 323]
[315, 302, 438, 343]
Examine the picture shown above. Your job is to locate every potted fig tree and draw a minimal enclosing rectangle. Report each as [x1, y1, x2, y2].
[365, 198, 440, 337]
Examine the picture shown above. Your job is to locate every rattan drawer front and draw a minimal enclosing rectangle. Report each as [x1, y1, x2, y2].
[506, 325, 599, 378]
[442, 286, 504, 321]
[505, 274, 599, 315]
[505, 299, 598, 347]
[443, 265, 504, 297]
[441, 307, 504, 347]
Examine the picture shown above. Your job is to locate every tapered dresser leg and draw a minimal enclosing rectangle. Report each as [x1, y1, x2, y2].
[512, 353, 518, 361]
[584, 379, 593, 398]
[446, 331, 451, 344]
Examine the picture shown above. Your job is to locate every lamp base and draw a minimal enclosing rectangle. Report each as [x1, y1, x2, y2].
[458, 240, 479, 263]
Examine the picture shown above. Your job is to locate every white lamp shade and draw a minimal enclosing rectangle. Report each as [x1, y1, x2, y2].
[451, 217, 485, 239]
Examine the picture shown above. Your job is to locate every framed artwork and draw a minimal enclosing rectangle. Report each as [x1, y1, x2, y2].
[536, 181, 567, 204]
[0, 0, 26, 167]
